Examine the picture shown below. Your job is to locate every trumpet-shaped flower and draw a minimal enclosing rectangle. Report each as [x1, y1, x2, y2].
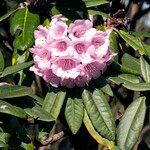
[30, 15, 114, 88]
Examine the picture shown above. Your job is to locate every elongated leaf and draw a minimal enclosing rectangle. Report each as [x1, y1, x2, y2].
[25, 105, 55, 122]
[140, 56, 150, 83]
[94, 77, 113, 96]
[121, 53, 141, 75]
[28, 94, 43, 106]
[123, 82, 150, 91]
[109, 74, 140, 85]
[83, 0, 108, 7]
[117, 97, 146, 150]
[0, 100, 27, 119]
[65, 98, 83, 134]
[10, 8, 40, 50]
[109, 31, 118, 53]
[131, 31, 150, 37]
[83, 109, 116, 150]
[82, 89, 116, 140]
[42, 91, 66, 120]
[119, 30, 146, 55]
[0, 132, 11, 147]
[0, 50, 4, 72]
[0, 85, 32, 98]
[0, 141, 8, 148]
[0, 8, 18, 22]
[87, 10, 108, 19]
[0, 61, 33, 78]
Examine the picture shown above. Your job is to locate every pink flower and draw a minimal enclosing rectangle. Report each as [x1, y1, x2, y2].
[49, 21, 68, 39]
[68, 20, 93, 39]
[30, 15, 114, 88]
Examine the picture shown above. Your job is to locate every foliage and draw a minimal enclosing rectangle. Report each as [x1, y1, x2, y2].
[0, 0, 149, 149]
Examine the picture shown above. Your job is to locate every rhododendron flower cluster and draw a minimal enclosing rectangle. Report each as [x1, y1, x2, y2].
[30, 15, 114, 88]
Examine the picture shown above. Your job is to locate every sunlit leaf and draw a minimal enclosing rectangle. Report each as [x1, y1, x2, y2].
[123, 82, 150, 91]
[10, 8, 40, 50]
[83, 0, 109, 8]
[42, 91, 66, 120]
[121, 53, 141, 75]
[109, 74, 140, 85]
[140, 56, 150, 83]
[117, 97, 146, 150]
[65, 98, 83, 134]
[83, 109, 116, 150]
[82, 89, 116, 140]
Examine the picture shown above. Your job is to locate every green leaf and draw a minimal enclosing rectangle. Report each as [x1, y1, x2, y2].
[0, 100, 27, 119]
[42, 91, 66, 120]
[25, 105, 55, 122]
[87, 10, 108, 19]
[21, 142, 34, 150]
[119, 30, 146, 55]
[109, 31, 118, 53]
[0, 132, 11, 147]
[123, 82, 150, 91]
[83, 109, 116, 149]
[0, 85, 32, 99]
[10, 8, 40, 50]
[65, 98, 83, 134]
[0, 50, 4, 72]
[0, 61, 33, 78]
[109, 74, 140, 85]
[94, 77, 113, 96]
[117, 97, 146, 150]
[130, 31, 150, 38]
[140, 56, 150, 83]
[83, 0, 109, 8]
[0, 140, 8, 148]
[82, 89, 116, 140]
[28, 94, 43, 106]
[121, 53, 141, 75]
[0, 8, 18, 22]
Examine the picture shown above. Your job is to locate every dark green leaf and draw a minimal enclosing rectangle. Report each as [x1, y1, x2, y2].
[119, 30, 146, 55]
[10, 8, 40, 50]
[25, 105, 55, 122]
[0, 85, 32, 98]
[0, 100, 27, 119]
[28, 94, 43, 106]
[109, 31, 118, 53]
[117, 97, 146, 150]
[0, 61, 33, 78]
[65, 98, 83, 134]
[140, 56, 150, 83]
[42, 91, 66, 120]
[0, 140, 8, 148]
[82, 89, 116, 140]
[0, 8, 18, 22]
[83, 0, 108, 8]
[130, 31, 150, 38]
[87, 10, 108, 19]
[0, 50, 4, 72]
